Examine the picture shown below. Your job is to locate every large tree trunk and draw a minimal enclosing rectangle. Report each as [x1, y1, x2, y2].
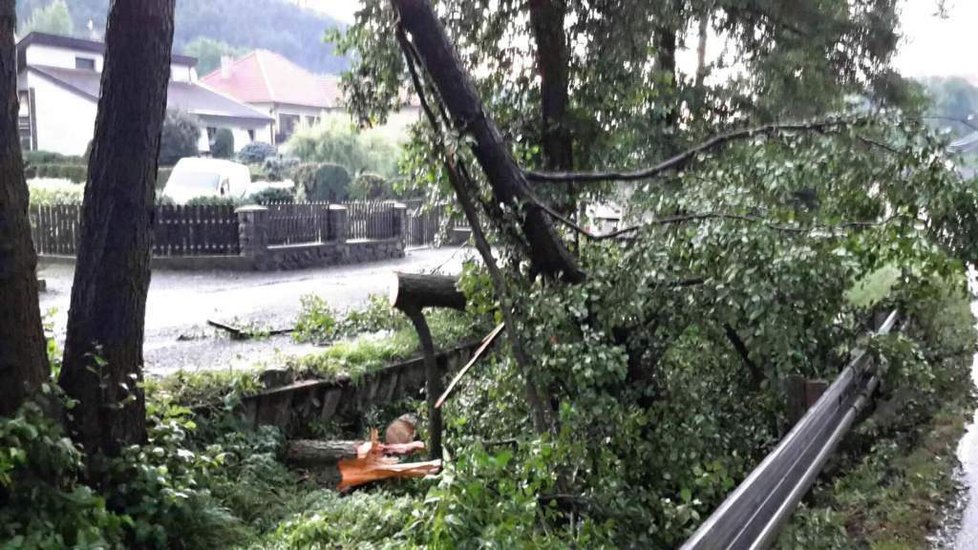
[392, 0, 584, 284]
[528, 0, 573, 173]
[60, 0, 175, 456]
[654, 23, 680, 154]
[0, 1, 49, 416]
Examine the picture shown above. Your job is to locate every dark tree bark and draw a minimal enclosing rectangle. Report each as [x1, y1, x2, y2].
[391, 273, 466, 312]
[654, 23, 680, 154]
[0, 1, 49, 416]
[392, 0, 585, 284]
[528, 0, 573, 173]
[390, 273, 467, 460]
[60, 0, 175, 456]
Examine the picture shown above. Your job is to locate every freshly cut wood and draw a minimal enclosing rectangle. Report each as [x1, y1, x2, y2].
[287, 437, 425, 465]
[337, 430, 441, 491]
[390, 273, 466, 313]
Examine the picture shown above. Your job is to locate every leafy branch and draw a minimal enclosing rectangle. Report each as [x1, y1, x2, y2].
[524, 118, 870, 185]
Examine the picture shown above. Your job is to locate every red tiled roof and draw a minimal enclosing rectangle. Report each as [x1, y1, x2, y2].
[201, 50, 341, 109]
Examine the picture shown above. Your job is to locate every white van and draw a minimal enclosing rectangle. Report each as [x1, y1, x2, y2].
[161, 158, 252, 204]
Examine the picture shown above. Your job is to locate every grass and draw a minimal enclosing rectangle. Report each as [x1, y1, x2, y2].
[779, 370, 974, 549]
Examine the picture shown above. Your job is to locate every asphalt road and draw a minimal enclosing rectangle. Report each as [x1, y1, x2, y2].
[38, 247, 470, 375]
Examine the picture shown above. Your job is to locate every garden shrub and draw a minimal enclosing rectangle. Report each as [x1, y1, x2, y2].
[262, 155, 300, 182]
[293, 162, 351, 202]
[28, 179, 84, 205]
[159, 111, 201, 166]
[350, 172, 393, 200]
[26, 164, 88, 183]
[236, 141, 277, 164]
[212, 128, 235, 159]
[23, 150, 83, 165]
[247, 187, 295, 205]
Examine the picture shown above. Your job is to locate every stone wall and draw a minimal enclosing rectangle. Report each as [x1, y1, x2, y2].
[38, 203, 408, 272]
[236, 342, 480, 436]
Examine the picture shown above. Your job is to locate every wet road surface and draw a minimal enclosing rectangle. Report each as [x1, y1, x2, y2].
[38, 247, 470, 375]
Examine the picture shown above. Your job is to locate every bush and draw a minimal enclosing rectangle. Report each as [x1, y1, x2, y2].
[286, 113, 401, 178]
[350, 172, 393, 200]
[159, 111, 201, 166]
[186, 196, 238, 207]
[262, 156, 300, 182]
[212, 128, 235, 159]
[293, 162, 351, 202]
[247, 187, 295, 205]
[23, 150, 83, 165]
[236, 141, 277, 164]
[25, 164, 87, 183]
[28, 179, 85, 205]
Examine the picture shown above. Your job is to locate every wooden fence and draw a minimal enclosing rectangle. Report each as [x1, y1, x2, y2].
[30, 204, 240, 257]
[29, 201, 404, 258]
[29, 204, 81, 256]
[266, 202, 333, 246]
[345, 201, 398, 240]
[153, 204, 240, 256]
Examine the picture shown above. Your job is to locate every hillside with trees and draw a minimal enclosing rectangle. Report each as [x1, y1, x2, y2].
[15, 0, 347, 73]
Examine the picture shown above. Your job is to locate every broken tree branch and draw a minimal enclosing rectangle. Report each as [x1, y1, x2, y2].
[392, 0, 584, 283]
[397, 23, 555, 434]
[524, 119, 862, 184]
[436, 322, 505, 409]
[724, 324, 763, 389]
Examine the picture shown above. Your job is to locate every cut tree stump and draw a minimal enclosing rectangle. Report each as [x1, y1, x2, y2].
[390, 273, 467, 461]
[390, 273, 466, 312]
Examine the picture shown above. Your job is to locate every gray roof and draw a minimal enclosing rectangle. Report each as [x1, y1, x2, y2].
[29, 65, 273, 124]
[17, 32, 198, 67]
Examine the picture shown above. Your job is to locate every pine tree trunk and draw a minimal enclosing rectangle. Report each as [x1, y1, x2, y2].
[60, 0, 175, 456]
[0, 1, 49, 416]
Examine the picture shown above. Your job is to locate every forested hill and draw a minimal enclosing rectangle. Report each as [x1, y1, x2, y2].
[16, 0, 348, 74]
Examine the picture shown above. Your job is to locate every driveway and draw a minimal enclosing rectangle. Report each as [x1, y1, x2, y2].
[38, 247, 472, 375]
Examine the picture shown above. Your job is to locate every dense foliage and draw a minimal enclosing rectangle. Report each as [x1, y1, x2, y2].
[293, 162, 352, 202]
[286, 114, 402, 179]
[16, 0, 348, 74]
[236, 142, 277, 165]
[159, 111, 201, 166]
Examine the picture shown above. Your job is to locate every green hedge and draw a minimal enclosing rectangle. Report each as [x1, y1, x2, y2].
[293, 162, 350, 202]
[24, 164, 88, 183]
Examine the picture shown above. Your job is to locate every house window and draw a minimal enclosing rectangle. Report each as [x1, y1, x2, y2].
[206, 127, 217, 143]
[247, 129, 255, 141]
[75, 57, 96, 70]
[306, 115, 319, 126]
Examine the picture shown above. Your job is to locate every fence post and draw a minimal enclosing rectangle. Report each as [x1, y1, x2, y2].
[236, 205, 269, 268]
[327, 204, 348, 243]
[392, 202, 408, 243]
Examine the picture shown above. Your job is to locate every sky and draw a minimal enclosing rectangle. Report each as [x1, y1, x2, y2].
[306, 0, 975, 80]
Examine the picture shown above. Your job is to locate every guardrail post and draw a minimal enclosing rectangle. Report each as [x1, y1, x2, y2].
[236, 205, 269, 267]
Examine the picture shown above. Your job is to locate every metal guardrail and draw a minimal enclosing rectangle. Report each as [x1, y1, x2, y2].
[681, 310, 899, 550]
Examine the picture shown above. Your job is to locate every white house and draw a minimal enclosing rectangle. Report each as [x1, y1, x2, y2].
[16, 32, 273, 156]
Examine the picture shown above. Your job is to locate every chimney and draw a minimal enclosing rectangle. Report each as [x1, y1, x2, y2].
[220, 55, 233, 79]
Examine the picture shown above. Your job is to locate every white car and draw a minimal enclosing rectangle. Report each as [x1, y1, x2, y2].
[161, 158, 252, 204]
